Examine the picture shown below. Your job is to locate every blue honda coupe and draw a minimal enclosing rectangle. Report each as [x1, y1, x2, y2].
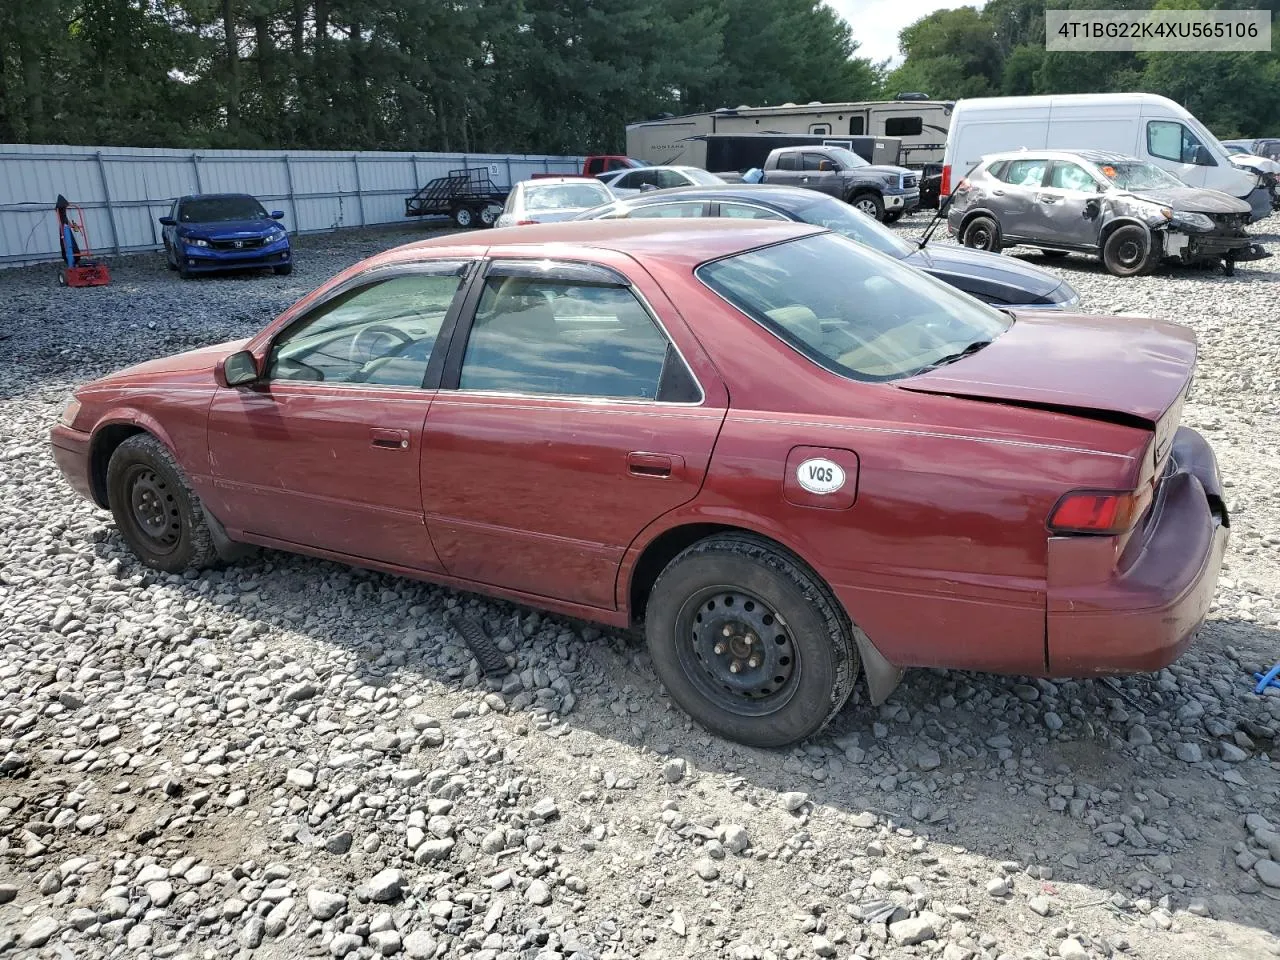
[159, 194, 292, 278]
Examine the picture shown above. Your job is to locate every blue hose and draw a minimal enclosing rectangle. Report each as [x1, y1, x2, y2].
[1255, 663, 1280, 694]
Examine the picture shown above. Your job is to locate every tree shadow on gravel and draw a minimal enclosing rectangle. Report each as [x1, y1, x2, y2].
[92, 532, 1280, 944]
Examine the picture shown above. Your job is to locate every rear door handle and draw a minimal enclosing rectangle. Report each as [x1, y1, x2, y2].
[371, 428, 410, 450]
[627, 451, 682, 479]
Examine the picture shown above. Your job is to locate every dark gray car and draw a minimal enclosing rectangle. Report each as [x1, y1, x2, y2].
[573, 185, 1080, 310]
[947, 150, 1270, 277]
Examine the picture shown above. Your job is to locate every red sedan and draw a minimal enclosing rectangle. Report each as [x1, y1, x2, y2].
[50, 220, 1228, 747]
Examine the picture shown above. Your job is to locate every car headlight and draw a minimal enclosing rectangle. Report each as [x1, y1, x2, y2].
[269, 224, 287, 237]
[184, 237, 210, 248]
[881, 175, 899, 188]
[1170, 211, 1214, 232]
[59, 395, 81, 428]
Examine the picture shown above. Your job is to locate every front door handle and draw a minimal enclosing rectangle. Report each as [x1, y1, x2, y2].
[627, 451, 681, 479]
[1037, 194, 1059, 204]
[371, 428, 410, 450]
[991, 189, 1005, 196]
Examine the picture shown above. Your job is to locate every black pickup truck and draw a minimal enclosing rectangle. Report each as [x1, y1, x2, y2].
[720, 145, 920, 222]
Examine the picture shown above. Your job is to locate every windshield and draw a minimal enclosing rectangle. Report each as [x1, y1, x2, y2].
[1096, 160, 1186, 190]
[792, 194, 912, 258]
[825, 147, 869, 169]
[698, 232, 1011, 382]
[1224, 144, 1246, 155]
[684, 168, 726, 186]
[525, 183, 613, 211]
[180, 196, 269, 222]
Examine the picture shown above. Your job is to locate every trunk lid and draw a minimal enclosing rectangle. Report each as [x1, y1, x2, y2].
[897, 312, 1195, 426]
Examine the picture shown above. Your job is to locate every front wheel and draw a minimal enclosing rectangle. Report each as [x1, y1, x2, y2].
[849, 192, 885, 222]
[106, 434, 219, 574]
[1102, 224, 1156, 277]
[274, 263, 293, 276]
[961, 215, 1001, 252]
[645, 534, 860, 747]
[883, 211, 903, 224]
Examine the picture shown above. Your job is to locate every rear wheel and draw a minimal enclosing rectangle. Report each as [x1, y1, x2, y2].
[106, 434, 218, 574]
[452, 205, 475, 228]
[850, 192, 885, 222]
[479, 205, 499, 227]
[1102, 224, 1156, 277]
[645, 534, 860, 747]
[962, 215, 1001, 252]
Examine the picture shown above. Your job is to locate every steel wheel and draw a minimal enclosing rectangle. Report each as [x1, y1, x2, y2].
[123, 465, 182, 555]
[962, 215, 1000, 252]
[453, 206, 474, 228]
[676, 587, 801, 717]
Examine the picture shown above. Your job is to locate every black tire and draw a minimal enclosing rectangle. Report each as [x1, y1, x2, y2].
[164, 241, 177, 271]
[452, 205, 475, 228]
[177, 258, 192, 280]
[1222, 258, 1236, 277]
[1102, 224, 1156, 277]
[962, 215, 1001, 252]
[106, 434, 218, 575]
[274, 263, 293, 276]
[849, 192, 885, 222]
[479, 205, 499, 228]
[1039, 249, 1069, 259]
[645, 533, 860, 748]
[883, 211, 903, 224]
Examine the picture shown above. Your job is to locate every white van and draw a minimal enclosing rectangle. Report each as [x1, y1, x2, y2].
[941, 93, 1270, 221]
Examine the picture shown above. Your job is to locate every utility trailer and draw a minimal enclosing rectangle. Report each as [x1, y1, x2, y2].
[404, 168, 507, 228]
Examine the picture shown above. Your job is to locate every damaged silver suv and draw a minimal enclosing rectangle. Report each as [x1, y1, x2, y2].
[947, 149, 1270, 277]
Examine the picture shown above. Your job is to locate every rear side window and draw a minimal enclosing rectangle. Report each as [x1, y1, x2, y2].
[458, 274, 699, 401]
[777, 153, 799, 171]
[627, 202, 708, 218]
[885, 116, 923, 137]
[719, 202, 788, 221]
[1000, 159, 1047, 187]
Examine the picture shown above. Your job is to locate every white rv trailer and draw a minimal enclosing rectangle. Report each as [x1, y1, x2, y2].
[626, 99, 955, 171]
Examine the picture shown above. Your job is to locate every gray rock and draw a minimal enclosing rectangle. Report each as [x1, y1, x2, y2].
[286, 768, 316, 789]
[242, 916, 266, 949]
[0, 884, 16, 904]
[662, 758, 687, 783]
[986, 877, 1011, 897]
[371, 930, 402, 955]
[722, 823, 750, 854]
[525, 880, 552, 905]
[1058, 938, 1089, 960]
[1028, 896, 1053, 917]
[414, 838, 455, 863]
[694, 858, 720, 881]
[404, 931, 438, 958]
[1220, 741, 1248, 762]
[1127, 725, 1153, 746]
[1256, 859, 1280, 888]
[1175, 742, 1203, 763]
[307, 888, 347, 920]
[284, 680, 318, 701]
[146, 879, 174, 907]
[916, 748, 942, 771]
[20, 917, 60, 948]
[366, 868, 405, 902]
[889, 913, 940, 945]
[781, 791, 809, 812]
[812, 933, 837, 957]
[532, 797, 559, 820]
[331, 932, 363, 957]
[265, 898, 295, 936]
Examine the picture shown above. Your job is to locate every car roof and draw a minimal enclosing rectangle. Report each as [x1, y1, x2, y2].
[179, 193, 259, 202]
[386, 218, 824, 271]
[604, 184, 822, 210]
[978, 149, 1141, 166]
[520, 177, 608, 188]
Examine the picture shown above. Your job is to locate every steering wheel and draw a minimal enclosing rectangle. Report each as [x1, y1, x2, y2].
[350, 324, 414, 365]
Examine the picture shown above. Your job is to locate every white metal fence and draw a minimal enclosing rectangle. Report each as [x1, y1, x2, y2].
[0, 144, 588, 267]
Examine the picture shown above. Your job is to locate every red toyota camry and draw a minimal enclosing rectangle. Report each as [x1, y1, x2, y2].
[50, 220, 1228, 747]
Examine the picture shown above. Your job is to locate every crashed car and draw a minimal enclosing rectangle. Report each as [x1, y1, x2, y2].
[1221, 142, 1280, 210]
[51, 219, 1227, 748]
[948, 149, 1270, 276]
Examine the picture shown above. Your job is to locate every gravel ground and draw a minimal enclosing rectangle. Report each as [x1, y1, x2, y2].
[2, 214, 1280, 960]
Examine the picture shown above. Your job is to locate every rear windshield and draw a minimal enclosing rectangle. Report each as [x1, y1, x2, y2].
[180, 196, 268, 222]
[697, 232, 1012, 382]
[525, 183, 614, 211]
[792, 194, 912, 257]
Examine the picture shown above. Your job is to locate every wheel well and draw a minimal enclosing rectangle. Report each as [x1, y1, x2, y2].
[89, 424, 146, 507]
[958, 209, 995, 234]
[1099, 218, 1151, 246]
[846, 187, 880, 201]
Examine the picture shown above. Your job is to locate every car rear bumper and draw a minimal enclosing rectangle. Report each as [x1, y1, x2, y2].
[50, 423, 96, 503]
[1046, 426, 1228, 675]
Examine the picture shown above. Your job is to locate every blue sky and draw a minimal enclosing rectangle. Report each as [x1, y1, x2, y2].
[826, 0, 983, 66]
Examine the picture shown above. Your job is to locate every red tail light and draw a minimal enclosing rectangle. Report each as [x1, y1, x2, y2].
[940, 164, 952, 197]
[1048, 485, 1153, 535]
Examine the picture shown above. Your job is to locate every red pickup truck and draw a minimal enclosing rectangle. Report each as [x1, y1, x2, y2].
[533, 156, 644, 179]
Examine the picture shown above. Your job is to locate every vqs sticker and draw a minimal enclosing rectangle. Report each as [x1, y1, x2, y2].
[795, 458, 845, 495]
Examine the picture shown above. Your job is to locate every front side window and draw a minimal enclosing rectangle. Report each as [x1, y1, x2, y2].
[180, 196, 268, 222]
[1147, 120, 1214, 166]
[459, 272, 694, 400]
[885, 116, 923, 137]
[268, 268, 466, 386]
[803, 153, 830, 172]
[719, 202, 788, 221]
[698, 233, 1012, 382]
[822, 147, 869, 169]
[1000, 158, 1047, 187]
[1047, 162, 1100, 192]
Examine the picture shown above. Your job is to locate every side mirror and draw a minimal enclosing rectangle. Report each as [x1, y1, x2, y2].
[219, 350, 260, 387]
[270, 210, 285, 220]
[158, 216, 176, 226]
[1083, 198, 1102, 220]
[819, 161, 833, 171]
[1191, 145, 1214, 166]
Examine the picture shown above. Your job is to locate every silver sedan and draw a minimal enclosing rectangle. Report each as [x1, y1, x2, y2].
[598, 165, 726, 197]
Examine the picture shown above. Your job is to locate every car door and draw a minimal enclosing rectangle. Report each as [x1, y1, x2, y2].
[421, 257, 728, 610]
[988, 157, 1047, 241]
[1031, 160, 1106, 249]
[767, 152, 803, 187]
[800, 152, 843, 197]
[205, 261, 474, 571]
